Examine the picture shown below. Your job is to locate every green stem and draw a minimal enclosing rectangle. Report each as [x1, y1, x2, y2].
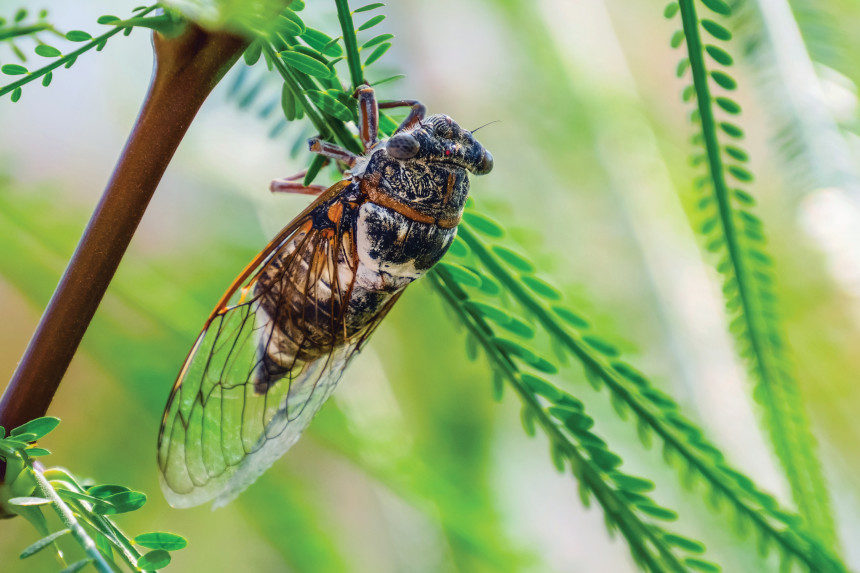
[30, 463, 113, 573]
[334, 0, 364, 88]
[432, 270, 689, 573]
[455, 224, 842, 571]
[0, 5, 159, 97]
[0, 23, 53, 42]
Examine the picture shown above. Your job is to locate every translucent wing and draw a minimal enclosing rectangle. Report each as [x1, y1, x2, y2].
[157, 181, 398, 508]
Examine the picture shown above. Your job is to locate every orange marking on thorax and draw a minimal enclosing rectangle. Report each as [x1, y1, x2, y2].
[360, 173, 461, 229]
[442, 173, 456, 206]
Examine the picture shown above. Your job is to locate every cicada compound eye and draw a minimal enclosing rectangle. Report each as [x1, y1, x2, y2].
[387, 133, 420, 160]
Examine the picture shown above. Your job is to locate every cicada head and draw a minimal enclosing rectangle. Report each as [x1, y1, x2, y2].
[385, 114, 494, 176]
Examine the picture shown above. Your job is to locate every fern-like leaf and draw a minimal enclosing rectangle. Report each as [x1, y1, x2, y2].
[667, 0, 839, 544]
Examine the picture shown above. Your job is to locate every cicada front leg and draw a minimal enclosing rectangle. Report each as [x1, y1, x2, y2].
[356, 85, 380, 152]
[356, 84, 427, 141]
[379, 98, 426, 133]
[270, 168, 329, 195]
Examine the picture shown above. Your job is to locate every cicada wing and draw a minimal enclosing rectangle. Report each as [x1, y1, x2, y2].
[157, 181, 377, 508]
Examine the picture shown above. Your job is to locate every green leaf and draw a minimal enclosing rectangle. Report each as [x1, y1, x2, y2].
[548, 406, 594, 432]
[491, 245, 535, 273]
[34, 45, 61, 57]
[710, 71, 736, 90]
[462, 211, 505, 237]
[9, 497, 52, 506]
[2, 64, 28, 75]
[56, 488, 116, 511]
[521, 373, 563, 402]
[244, 41, 262, 66]
[521, 275, 561, 301]
[446, 236, 469, 258]
[86, 484, 129, 499]
[281, 10, 306, 35]
[357, 14, 386, 31]
[281, 51, 332, 78]
[302, 28, 343, 57]
[281, 84, 298, 121]
[705, 45, 733, 66]
[11, 417, 60, 440]
[371, 74, 405, 87]
[636, 503, 678, 521]
[701, 0, 731, 15]
[362, 33, 394, 49]
[685, 558, 721, 572]
[42, 72, 52, 87]
[355, 2, 385, 12]
[493, 338, 558, 374]
[364, 43, 391, 66]
[663, 533, 706, 553]
[134, 532, 188, 551]
[465, 300, 511, 324]
[137, 550, 171, 570]
[611, 473, 654, 493]
[97, 490, 146, 514]
[65, 30, 93, 42]
[664, 3, 679, 18]
[582, 335, 619, 357]
[701, 20, 731, 41]
[552, 305, 589, 328]
[728, 165, 752, 182]
[715, 97, 741, 114]
[304, 89, 353, 121]
[438, 262, 482, 288]
[97, 15, 121, 24]
[719, 122, 744, 138]
[24, 447, 50, 457]
[20, 529, 71, 559]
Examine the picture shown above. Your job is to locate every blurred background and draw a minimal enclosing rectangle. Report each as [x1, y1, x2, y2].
[2, 0, 860, 571]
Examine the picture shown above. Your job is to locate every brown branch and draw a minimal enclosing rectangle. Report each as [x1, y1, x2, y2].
[0, 25, 247, 434]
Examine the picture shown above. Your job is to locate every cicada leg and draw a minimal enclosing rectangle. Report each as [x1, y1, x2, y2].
[307, 137, 359, 167]
[270, 168, 328, 195]
[356, 85, 379, 152]
[378, 98, 426, 133]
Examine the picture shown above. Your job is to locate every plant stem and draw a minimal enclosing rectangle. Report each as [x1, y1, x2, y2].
[0, 23, 54, 42]
[0, 25, 247, 433]
[334, 0, 364, 89]
[30, 462, 113, 573]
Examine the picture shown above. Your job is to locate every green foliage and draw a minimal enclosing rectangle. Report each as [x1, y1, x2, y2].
[0, 5, 170, 101]
[0, 417, 187, 571]
[667, 0, 839, 546]
[432, 271, 719, 573]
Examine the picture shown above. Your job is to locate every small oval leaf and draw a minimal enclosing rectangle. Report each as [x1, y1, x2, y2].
[137, 549, 171, 569]
[134, 532, 188, 551]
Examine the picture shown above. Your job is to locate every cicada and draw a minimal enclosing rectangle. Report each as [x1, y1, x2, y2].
[157, 85, 493, 507]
